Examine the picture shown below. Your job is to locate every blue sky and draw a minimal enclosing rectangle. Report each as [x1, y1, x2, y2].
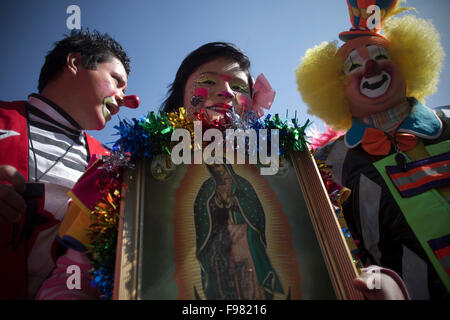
[1, 0, 449, 145]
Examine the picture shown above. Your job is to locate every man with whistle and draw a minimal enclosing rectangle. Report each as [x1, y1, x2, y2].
[0, 29, 139, 299]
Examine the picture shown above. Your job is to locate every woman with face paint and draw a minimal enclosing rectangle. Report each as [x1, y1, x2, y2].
[161, 42, 273, 124]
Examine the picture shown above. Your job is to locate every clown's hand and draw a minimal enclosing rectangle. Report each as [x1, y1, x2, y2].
[353, 266, 411, 300]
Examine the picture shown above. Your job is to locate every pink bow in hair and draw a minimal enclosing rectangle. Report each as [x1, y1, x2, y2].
[250, 74, 275, 119]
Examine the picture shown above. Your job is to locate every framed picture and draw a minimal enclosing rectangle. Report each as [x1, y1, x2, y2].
[113, 149, 363, 300]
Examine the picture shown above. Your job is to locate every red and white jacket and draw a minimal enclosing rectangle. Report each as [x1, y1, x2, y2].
[0, 100, 109, 299]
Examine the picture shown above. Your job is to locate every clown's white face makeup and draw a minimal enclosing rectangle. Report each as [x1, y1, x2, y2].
[183, 58, 251, 122]
[344, 44, 406, 119]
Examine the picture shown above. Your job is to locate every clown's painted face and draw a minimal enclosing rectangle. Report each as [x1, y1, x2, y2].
[70, 56, 129, 130]
[344, 44, 406, 118]
[183, 57, 252, 122]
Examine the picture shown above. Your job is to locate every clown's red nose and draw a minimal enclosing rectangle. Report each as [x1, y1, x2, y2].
[122, 95, 140, 109]
[364, 59, 381, 78]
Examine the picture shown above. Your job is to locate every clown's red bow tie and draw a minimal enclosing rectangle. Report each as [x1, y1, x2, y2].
[361, 128, 418, 156]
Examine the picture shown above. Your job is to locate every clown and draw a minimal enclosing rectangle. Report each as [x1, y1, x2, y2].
[297, 0, 449, 299]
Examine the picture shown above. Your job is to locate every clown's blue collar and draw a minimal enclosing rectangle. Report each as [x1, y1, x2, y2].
[345, 98, 443, 148]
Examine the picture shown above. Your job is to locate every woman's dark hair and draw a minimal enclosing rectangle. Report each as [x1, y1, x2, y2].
[38, 29, 130, 92]
[160, 42, 252, 112]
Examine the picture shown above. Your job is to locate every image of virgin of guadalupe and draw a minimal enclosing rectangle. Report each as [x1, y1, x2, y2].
[193, 163, 284, 300]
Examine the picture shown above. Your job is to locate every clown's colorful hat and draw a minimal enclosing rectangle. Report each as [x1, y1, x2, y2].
[339, 0, 399, 42]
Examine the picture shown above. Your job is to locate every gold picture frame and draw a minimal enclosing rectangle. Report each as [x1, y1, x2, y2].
[113, 149, 363, 300]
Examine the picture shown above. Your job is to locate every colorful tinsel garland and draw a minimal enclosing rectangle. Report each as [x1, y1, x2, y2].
[112, 108, 311, 159]
[87, 156, 125, 300]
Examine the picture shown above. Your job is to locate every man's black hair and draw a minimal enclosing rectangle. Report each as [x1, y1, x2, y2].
[38, 29, 130, 92]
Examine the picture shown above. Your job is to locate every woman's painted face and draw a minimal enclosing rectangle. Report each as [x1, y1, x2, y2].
[183, 57, 251, 122]
[343, 44, 406, 118]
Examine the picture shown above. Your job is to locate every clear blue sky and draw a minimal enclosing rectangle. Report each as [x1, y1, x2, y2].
[1, 0, 449, 145]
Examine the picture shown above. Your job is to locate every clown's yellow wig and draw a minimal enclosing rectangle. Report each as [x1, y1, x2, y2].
[296, 14, 445, 131]
[385, 15, 445, 102]
[296, 41, 350, 130]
